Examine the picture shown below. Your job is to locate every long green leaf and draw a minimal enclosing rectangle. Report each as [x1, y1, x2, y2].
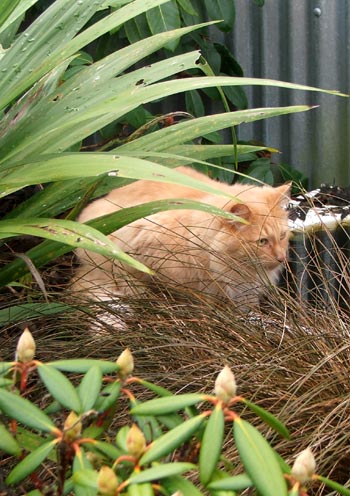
[0, 0, 21, 31]
[48, 359, 118, 374]
[0, 217, 150, 273]
[315, 475, 350, 496]
[78, 366, 103, 412]
[0, 303, 75, 326]
[0, 388, 57, 433]
[162, 475, 205, 496]
[242, 399, 290, 439]
[139, 414, 205, 466]
[37, 363, 82, 413]
[0, 0, 39, 36]
[131, 393, 205, 416]
[119, 106, 314, 153]
[199, 403, 225, 486]
[208, 473, 253, 491]
[128, 462, 195, 484]
[6, 439, 58, 485]
[0, 423, 21, 456]
[233, 418, 287, 496]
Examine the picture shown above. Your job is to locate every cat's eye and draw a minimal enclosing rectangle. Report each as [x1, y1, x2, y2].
[257, 238, 268, 247]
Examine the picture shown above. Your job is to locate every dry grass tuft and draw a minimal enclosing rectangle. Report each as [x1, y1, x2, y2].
[1, 226, 350, 495]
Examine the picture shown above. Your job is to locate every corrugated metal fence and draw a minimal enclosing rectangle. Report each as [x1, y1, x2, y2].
[225, 0, 350, 188]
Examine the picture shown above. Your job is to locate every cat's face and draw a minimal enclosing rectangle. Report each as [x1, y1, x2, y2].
[219, 184, 290, 274]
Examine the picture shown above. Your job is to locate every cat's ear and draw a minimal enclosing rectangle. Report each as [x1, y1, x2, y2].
[275, 182, 291, 208]
[226, 203, 251, 230]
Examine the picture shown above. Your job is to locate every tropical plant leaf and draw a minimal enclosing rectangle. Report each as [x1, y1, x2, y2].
[233, 418, 287, 496]
[203, 0, 235, 32]
[5, 439, 58, 485]
[37, 363, 82, 413]
[0, 388, 57, 433]
[0, 303, 75, 326]
[139, 414, 205, 465]
[146, 2, 181, 51]
[199, 403, 224, 486]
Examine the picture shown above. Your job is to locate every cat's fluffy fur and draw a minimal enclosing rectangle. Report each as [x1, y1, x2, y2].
[72, 166, 290, 311]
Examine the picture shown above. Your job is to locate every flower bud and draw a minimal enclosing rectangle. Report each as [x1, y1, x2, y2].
[16, 328, 36, 363]
[97, 465, 119, 495]
[214, 365, 237, 403]
[116, 348, 134, 379]
[126, 424, 146, 458]
[63, 411, 82, 442]
[292, 448, 316, 484]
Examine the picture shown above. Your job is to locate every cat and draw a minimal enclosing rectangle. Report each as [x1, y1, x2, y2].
[72, 166, 290, 315]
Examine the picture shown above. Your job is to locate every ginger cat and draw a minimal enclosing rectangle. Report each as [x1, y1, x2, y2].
[72, 166, 290, 311]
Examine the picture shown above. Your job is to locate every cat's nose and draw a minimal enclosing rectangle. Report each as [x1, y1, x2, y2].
[276, 251, 287, 263]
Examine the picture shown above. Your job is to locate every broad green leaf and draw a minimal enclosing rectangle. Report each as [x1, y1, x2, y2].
[0, 377, 13, 387]
[127, 482, 154, 496]
[0, 423, 21, 456]
[242, 399, 290, 439]
[6, 439, 58, 485]
[0, 389, 57, 433]
[234, 418, 287, 496]
[146, 2, 181, 51]
[208, 473, 254, 491]
[131, 393, 205, 416]
[139, 414, 205, 465]
[315, 475, 350, 496]
[73, 469, 98, 489]
[94, 380, 121, 412]
[89, 440, 122, 461]
[204, 0, 235, 32]
[199, 403, 225, 486]
[78, 366, 103, 412]
[0, 362, 15, 375]
[72, 447, 97, 496]
[162, 474, 205, 496]
[37, 363, 82, 413]
[128, 462, 195, 484]
[177, 0, 198, 16]
[48, 359, 118, 374]
[0, 217, 150, 274]
[0, 303, 75, 326]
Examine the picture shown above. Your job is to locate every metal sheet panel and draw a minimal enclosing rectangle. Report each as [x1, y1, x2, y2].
[225, 0, 350, 187]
